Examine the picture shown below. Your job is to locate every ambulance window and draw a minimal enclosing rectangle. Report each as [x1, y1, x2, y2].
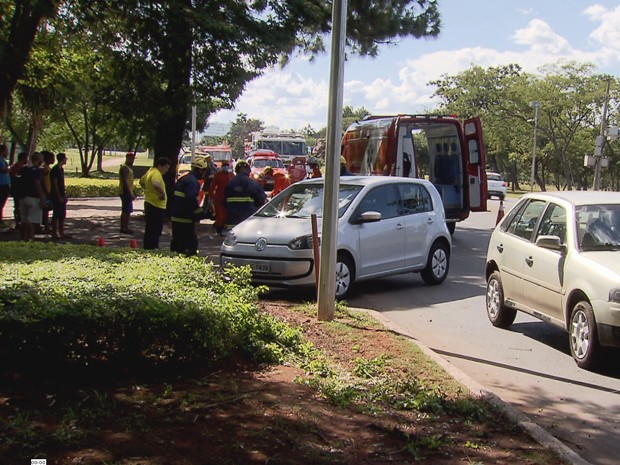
[468, 139, 480, 164]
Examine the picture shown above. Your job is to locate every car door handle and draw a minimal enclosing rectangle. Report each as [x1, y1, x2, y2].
[427, 218, 434, 225]
[496, 244, 504, 253]
[396, 223, 404, 230]
[525, 256, 534, 267]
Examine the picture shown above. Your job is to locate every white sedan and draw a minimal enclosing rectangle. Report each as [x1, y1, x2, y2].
[485, 191, 620, 370]
[221, 176, 452, 299]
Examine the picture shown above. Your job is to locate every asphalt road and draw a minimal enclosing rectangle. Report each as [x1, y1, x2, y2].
[345, 199, 620, 465]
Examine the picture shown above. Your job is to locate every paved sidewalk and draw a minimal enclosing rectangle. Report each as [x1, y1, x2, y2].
[0, 197, 224, 261]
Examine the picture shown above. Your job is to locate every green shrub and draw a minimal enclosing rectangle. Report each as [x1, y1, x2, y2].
[0, 243, 304, 377]
[66, 178, 143, 198]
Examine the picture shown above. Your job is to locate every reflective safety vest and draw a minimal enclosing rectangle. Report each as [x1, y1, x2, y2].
[170, 173, 202, 223]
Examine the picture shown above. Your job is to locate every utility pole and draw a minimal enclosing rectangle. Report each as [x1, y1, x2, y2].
[529, 101, 540, 192]
[593, 78, 611, 191]
[317, 0, 347, 321]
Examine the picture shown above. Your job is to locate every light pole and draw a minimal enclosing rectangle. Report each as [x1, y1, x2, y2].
[529, 101, 540, 192]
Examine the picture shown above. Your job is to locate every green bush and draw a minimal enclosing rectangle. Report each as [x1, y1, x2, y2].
[0, 243, 304, 377]
[66, 178, 143, 198]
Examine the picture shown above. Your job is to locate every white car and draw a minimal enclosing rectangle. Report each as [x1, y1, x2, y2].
[221, 177, 452, 299]
[485, 191, 620, 369]
[486, 171, 507, 200]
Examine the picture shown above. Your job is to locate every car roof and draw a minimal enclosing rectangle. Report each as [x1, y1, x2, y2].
[524, 191, 620, 206]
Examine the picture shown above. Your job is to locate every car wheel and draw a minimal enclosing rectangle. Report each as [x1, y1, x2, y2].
[486, 271, 516, 328]
[421, 241, 450, 285]
[335, 253, 355, 300]
[447, 222, 456, 235]
[569, 301, 600, 370]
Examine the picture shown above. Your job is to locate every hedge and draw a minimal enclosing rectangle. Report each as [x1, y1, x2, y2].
[0, 243, 306, 377]
[65, 178, 144, 198]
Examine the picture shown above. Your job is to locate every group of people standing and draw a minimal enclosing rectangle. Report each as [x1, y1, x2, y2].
[118, 153, 271, 256]
[0, 145, 68, 241]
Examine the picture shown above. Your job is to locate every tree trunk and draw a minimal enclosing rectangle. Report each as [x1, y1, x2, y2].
[0, 1, 59, 121]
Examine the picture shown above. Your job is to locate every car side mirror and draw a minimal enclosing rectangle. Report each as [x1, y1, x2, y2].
[358, 211, 382, 223]
[536, 235, 564, 252]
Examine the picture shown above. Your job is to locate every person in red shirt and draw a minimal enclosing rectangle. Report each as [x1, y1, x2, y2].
[208, 162, 234, 236]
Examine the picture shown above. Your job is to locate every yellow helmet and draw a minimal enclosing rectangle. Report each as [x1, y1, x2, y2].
[262, 166, 274, 176]
[340, 156, 347, 164]
[191, 156, 208, 170]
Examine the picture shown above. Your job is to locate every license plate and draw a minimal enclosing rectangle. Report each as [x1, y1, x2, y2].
[251, 262, 270, 273]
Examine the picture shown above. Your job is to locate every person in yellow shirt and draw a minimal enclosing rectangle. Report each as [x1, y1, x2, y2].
[140, 157, 171, 249]
[119, 152, 136, 234]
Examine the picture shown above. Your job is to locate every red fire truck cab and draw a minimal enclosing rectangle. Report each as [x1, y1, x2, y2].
[342, 114, 488, 233]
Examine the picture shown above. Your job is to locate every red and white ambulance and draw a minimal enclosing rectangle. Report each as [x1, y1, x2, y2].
[341, 114, 488, 233]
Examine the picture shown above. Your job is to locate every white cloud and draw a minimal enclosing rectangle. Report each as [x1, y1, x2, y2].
[513, 19, 572, 54]
[585, 4, 620, 64]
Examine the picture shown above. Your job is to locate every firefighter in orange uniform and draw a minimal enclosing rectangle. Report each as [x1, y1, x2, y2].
[263, 167, 292, 197]
[208, 161, 234, 236]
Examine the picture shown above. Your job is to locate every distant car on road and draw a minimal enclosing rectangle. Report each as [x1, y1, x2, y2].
[247, 149, 287, 191]
[220, 176, 452, 299]
[486, 171, 507, 200]
[485, 191, 620, 370]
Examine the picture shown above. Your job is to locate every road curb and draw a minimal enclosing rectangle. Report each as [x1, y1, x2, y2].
[358, 308, 592, 465]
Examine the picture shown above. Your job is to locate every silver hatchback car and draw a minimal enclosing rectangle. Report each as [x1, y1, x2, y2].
[485, 191, 620, 370]
[220, 177, 452, 299]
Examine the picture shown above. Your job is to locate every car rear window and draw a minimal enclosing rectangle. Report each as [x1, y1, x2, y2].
[487, 173, 503, 181]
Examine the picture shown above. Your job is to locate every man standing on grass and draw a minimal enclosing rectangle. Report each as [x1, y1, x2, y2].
[140, 157, 171, 249]
[20, 152, 46, 241]
[119, 151, 137, 234]
[50, 153, 68, 239]
[0, 144, 10, 231]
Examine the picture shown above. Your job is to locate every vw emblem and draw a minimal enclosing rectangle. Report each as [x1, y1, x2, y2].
[255, 237, 268, 252]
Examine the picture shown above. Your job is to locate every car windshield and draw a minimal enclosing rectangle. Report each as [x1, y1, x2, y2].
[576, 204, 620, 250]
[256, 183, 362, 219]
[179, 154, 192, 164]
[253, 158, 285, 169]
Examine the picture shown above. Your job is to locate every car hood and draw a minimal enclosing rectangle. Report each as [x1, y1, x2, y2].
[579, 251, 620, 278]
[231, 215, 322, 246]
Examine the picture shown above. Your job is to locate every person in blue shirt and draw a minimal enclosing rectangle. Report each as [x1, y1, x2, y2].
[224, 160, 266, 228]
[170, 155, 207, 255]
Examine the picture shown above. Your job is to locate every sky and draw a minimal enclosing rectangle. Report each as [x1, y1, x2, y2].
[209, 1, 620, 132]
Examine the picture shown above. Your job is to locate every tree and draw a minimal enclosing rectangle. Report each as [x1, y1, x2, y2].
[227, 113, 264, 159]
[75, 0, 441, 192]
[0, 0, 60, 120]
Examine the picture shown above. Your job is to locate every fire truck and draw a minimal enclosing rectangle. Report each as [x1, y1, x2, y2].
[341, 114, 488, 234]
[250, 131, 307, 165]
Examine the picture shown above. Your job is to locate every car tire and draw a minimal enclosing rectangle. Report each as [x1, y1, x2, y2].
[421, 241, 450, 285]
[569, 301, 600, 370]
[486, 271, 517, 328]
[335, 253, 355, 300]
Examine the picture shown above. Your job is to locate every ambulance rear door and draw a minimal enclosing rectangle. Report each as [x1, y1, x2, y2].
[463, 118, 488, 212]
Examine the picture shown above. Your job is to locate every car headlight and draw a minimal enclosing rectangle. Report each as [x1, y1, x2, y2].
[223, 231, 237, 246]
[609, 289, 620, 303]
[288, 235, 319, 250]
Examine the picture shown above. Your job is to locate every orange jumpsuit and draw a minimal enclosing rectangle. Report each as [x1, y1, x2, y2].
[270, 172, 292, 197]
[208, 170, 234, 233]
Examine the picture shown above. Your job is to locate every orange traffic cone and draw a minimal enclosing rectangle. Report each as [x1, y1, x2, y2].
[129, 239, 138, 249]
[496, 200, 505, 225]
[97, 236, 106, 247]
